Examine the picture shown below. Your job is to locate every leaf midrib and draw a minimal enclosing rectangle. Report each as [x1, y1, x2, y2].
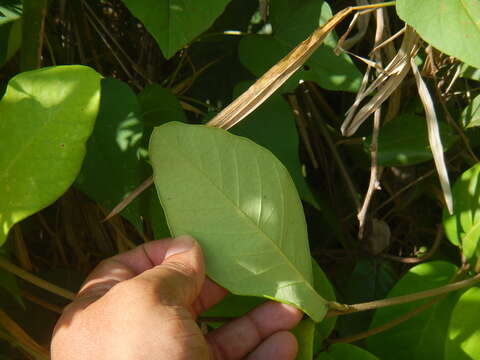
[160, 132, 319, 298]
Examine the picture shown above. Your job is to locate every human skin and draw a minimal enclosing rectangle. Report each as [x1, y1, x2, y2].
[51, 235, 303, 359]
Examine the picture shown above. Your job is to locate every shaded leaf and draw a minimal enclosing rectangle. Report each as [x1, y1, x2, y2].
[364, 114, 457, 166]
[292, 318, 315, 360]
[0, 0, 22, 67]
[0, 66, 101, 246]
[317, 344, 379, 360]
[120, 0, 232, 59]
[461, 94, 480, 129]
[443, 163, 480, 260]
[445, 286, 480, 359]
[367, 261, 458, 360]
[76, 78, 169, 238]
[396, 0, 480, 68]
[238, 0, 361, 92]
[337, 257, 396, 338]
[150, 122, 327, 321]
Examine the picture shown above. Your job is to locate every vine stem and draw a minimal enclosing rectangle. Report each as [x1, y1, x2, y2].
[20, 0, 48, 71]
[0, 257, 75, 300]
[326, 272, 480, 318]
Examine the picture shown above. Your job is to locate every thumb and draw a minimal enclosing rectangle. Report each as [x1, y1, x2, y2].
[133, 235, 205, 307]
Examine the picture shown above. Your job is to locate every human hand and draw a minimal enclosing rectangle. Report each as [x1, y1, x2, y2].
[51, 236, 303, 359]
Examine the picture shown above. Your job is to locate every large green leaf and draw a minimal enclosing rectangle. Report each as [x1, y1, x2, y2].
[0, 66, 101, 246]
[445, 286, 480, 359]
[364, 114, 458, 166]
[150, 122, 327, 321]
[76, 78, 169, 238]
[367, 261, 458, 360]
[396, 0, 480, 69]
[120, 0, 231, 59]
[0, 0, 22, 66]
[444, 163, 480, 260]
[317, 344, 379, 360]
[238, 0, 361, 92]
[462, 94, 480, 129]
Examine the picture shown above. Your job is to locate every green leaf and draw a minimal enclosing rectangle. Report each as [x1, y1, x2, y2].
[150, 122, 327, 321]
[232, 82, 318, 207]
[0, 65, 102, 246]
[0, 0, 22, 66]
[238, 0, 361, 92]
[76, 78, 169, 238]
[337, 258, 396, 338]
[460, 64, 480, 82]
[292, 318, 315, 360]
[445, 286, 480, 359]
[367, 261, 458, 360]
[120, 0, 232, 59]
[461, 94, 480, 129]
[317, 344, 379, 360]
[444, 163, 480, 259]
[396, 0, 480, 69]
[364, 114, 458, 166]
[312, 261, 336, 349]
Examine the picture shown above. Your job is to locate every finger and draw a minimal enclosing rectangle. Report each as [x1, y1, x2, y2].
[207, 301, 303, 360]
[131, 235, 205, 306]
[246, 331, 298, 360]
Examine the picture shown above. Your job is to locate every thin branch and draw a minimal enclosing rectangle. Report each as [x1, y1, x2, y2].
[328, 297, 440, 344]
[0, 257, 75, 300]
[326, 272, 480, 318]
[20, 0, 48, 71]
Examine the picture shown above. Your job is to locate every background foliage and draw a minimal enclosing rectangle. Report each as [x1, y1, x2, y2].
[1, 0, 480, 359]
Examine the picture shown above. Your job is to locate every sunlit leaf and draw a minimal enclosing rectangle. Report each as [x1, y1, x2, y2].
[238, 0, 361, 92]
[150, 122, 327, 321]
[120, 0, 232, 58]
[461, 94, 480, 129]
[443, 163, 480, 260]
[445, 286, 480, 359]
[0, 66, 101, 246]
[396, 0, 480, 68]
[367, 261, 458, 360]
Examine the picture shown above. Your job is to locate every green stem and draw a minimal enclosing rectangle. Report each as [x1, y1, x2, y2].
[20, 0, 48, 71]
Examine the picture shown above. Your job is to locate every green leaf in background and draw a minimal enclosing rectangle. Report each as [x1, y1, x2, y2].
[460, 64, 480, 82]
[317, 344, 379, 360]
[336, 258, 396, 338]
[312, 261, 336, 351]
[120, 0, 232, 59]
[396, 0, 480, 69]
[137, 83, 187, 135]
[367, 261, 458, 360]
[150, 122, 328, 321]
[461, 94, 480, 129]
[0, 65, 101, 246]
[444, 163, 480, 260]
[445, 286, 480, 359]
[76, 78, 169, 238]
[239, 0, 361, 92]
[364, 114, 458, 166]
[292, 318, 315, 360]
[0, 0, 22, 67]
